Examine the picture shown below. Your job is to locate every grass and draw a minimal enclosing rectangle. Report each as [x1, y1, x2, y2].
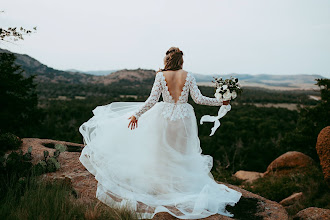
[211, 164, 244, 186]
[0, 175, 141, 220]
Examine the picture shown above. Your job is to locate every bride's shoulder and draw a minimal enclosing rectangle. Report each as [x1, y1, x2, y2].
[183, 70, 193, 80]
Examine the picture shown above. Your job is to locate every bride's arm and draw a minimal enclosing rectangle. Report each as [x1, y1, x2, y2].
[131, 73, 162, 120]
[189, 74, 224, 106]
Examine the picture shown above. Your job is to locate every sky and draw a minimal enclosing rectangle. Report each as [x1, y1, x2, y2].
[1, 0, 330, 77]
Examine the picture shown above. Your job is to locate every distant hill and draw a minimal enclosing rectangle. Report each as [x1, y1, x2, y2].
[66, 69, 118, 76]
[193, 73, 323, 90]
[0, 48, 324, 90]
[0, 48, 155, 85]
[0, 48, 95, 84]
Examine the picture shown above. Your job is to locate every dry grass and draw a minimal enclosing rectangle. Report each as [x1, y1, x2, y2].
[0, 176, 141, 220]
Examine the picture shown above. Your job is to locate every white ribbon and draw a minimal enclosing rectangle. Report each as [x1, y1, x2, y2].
[200, 104, 231, 136]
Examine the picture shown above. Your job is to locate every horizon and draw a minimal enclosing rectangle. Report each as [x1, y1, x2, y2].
[1, 47, 327, 78]
[2, 0, 330, 78]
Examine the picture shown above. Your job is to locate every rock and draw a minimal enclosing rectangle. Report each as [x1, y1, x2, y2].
[20, 138, 96, 203]
[316, 126, 330, 186]
[153, 212, 232, 220]
[279, 192, 304, 206]
[20, 138, 288, 220]
[265, 151, 315, 176]
[294, 207, 330, 220]
[234, 170, 264, 183]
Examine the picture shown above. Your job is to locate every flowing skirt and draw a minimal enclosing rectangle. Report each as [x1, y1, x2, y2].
[79, 101, 241, 219]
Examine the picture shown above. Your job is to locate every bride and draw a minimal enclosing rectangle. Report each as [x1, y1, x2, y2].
[79, 47, 242, 219]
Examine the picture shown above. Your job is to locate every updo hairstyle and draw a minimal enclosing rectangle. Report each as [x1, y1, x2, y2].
[156, 47, 184, 73]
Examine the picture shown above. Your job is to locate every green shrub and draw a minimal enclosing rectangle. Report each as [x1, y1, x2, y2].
[0, 147, 33, 198]
[0, 132, 22, 156]
[211, 162, 244, 185]
[244, 166, 330, 216]
[245, 173, 301, 202]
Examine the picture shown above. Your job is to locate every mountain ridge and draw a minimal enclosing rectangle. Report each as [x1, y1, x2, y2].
[0, 48, 324, 89]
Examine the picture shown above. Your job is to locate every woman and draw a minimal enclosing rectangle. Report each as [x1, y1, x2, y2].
[79, 47, 242, 219]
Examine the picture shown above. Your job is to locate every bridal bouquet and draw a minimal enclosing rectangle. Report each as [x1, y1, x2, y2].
[200, 76, 242, 136]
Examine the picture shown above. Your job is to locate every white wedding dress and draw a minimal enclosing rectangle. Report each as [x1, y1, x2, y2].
[79, 71, 242, 219]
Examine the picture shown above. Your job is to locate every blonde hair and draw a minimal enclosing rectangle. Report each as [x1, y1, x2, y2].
[156, 47, 184, 73]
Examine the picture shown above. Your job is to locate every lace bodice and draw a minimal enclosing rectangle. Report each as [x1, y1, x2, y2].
[132, 71, 223, 121]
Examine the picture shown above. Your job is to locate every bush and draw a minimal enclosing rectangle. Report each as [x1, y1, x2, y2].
[0, 132, 22, 156]
[211, 161, 244, 186]
[0, 147, 33, 198]
[0, 142, 68, 198]
[244, 166, 330, 216]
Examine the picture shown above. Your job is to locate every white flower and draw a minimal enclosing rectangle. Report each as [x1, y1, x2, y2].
[222, 85, 228, 90]
[216, 88, 221, 93]
[214, 92, 222, 101]
[231, 91, 237, 99]
[223, 90, 232, 100]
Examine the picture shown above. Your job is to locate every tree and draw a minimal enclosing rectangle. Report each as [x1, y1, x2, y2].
[0, 11, 37, 43]
[0, 52, 43, 137]
[279, 78, 330, 161]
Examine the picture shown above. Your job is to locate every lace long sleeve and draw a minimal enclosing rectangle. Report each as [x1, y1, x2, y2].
[189, 74, 223, 106]
[132, 73, 162, 120]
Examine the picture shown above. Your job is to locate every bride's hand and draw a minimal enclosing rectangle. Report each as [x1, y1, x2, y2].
[223, 100, 230, 105]
[128, 115, 138, 130]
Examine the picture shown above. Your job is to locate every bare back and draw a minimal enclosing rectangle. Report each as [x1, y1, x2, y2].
[162, 69, 188, 103]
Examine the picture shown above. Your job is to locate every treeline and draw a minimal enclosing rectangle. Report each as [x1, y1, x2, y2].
[36, 80, 155, 100]
[36, 81, 319, 105]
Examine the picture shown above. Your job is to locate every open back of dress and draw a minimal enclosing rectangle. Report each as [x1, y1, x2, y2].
[162, 71, 188, 103]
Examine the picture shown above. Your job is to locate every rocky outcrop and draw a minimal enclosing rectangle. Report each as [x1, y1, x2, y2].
[20, 138, 288, 219]
[264, 151, 315, 176]
[294, 207, 330, 220]
[280, 192, 304, 206]
[20, 138, 96, 203]
[234, 170, 264, 183]
[316, 126, 330, 186]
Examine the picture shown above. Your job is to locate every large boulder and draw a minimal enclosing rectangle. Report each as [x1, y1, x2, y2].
[20, 138, 288, 220]
[294, 207, 330, 220]
[265, 151, 315, 176]
[234, 170, 264, 183]
[316, 126, 330, 186]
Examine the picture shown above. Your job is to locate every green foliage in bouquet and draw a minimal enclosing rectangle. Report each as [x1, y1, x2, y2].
[212, 76, 243, 101]
[213, 76, 243, 95]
